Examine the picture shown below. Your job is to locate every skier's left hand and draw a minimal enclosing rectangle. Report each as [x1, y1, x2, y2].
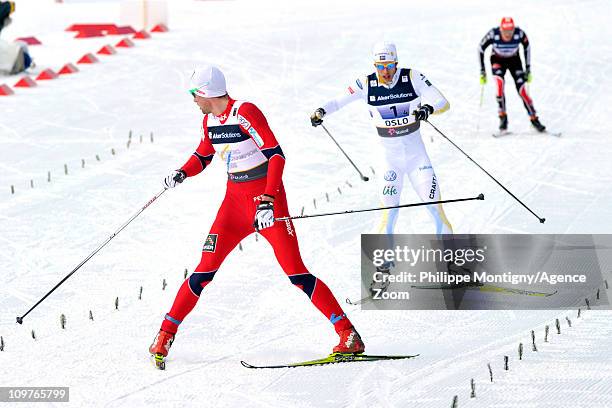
[413, 104, 434, 121]
[253, 198, 275, 231]
[525, 69, 532, 83]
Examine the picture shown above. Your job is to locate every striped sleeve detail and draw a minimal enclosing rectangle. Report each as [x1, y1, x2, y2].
[181, 137, 215, 177]
[193, 152, 214, 170]
[261, 145, 285, 161]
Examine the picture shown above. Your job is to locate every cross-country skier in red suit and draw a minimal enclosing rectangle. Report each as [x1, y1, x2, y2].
[149, 65, 364, 365]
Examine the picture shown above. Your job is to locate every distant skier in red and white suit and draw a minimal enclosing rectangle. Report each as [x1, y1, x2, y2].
[149, 65, 364, 362]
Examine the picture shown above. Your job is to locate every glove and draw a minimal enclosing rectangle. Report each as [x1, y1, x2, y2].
[163, 169, 186, 189]
[480, 71, 487, 85]
[310, 108, 326, 127]
[413, 104, 434, 121]
[525, 68, 532, 83]
[253, 200, 275, 231]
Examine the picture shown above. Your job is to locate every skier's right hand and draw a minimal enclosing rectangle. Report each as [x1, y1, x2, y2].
[479, 71, 487, 85]
[163, 169, 186, 189]
[310, 108, 326, 127]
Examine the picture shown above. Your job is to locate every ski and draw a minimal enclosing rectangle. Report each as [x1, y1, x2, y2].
[345, 295, 374, 306]
[476, 284, 558, 297]
[411, 283, 557, 297]
[348, 282, 555, 304]
[241, 352, 419, 369]
[492, 130, 513, 138]
[493, 130, 561, 138]
[152, 353, 166, 370]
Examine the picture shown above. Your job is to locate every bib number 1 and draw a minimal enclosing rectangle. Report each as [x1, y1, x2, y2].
[378, 103, 411, 120]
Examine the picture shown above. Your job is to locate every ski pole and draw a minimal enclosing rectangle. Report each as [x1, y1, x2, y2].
[16, 188, 168, 324]
[424, 120, 546, 223]
[476, 83, 485, 133]
[277, 194, 484, 221]
[320, 124, 369, 182]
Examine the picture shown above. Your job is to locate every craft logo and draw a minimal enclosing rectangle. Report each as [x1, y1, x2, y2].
[429, 176, 437, 199]
[383, 185, 398, 196]
[384, 170, 397, 181]
[370, 79, 378, 87]
[202, 234, 218, 252]
[402, 75, 408, 82]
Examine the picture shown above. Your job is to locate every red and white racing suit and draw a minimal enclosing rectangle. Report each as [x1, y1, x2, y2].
[159, 98, 353, 336]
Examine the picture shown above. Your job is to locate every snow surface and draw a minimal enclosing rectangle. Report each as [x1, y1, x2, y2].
[1, 0, 611, 407]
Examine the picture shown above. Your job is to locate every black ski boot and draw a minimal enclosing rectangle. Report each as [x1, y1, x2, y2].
[499, 114, 508, 131]
[530, 116, 546, 132]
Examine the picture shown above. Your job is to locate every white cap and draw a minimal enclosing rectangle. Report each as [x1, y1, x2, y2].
[189, 65, 227, 98]
[372, 41, 398, 62]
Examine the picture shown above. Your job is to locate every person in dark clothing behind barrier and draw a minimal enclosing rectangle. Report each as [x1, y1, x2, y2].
[0, 1, 15, 35]
[0, 2, 35, 75]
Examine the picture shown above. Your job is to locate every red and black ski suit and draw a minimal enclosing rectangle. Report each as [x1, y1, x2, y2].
[160, 98, 353, 336]
[479, 26, 537, 117]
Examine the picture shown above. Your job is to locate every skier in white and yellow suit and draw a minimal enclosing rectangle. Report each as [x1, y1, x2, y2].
[311, 42, 453, 237]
